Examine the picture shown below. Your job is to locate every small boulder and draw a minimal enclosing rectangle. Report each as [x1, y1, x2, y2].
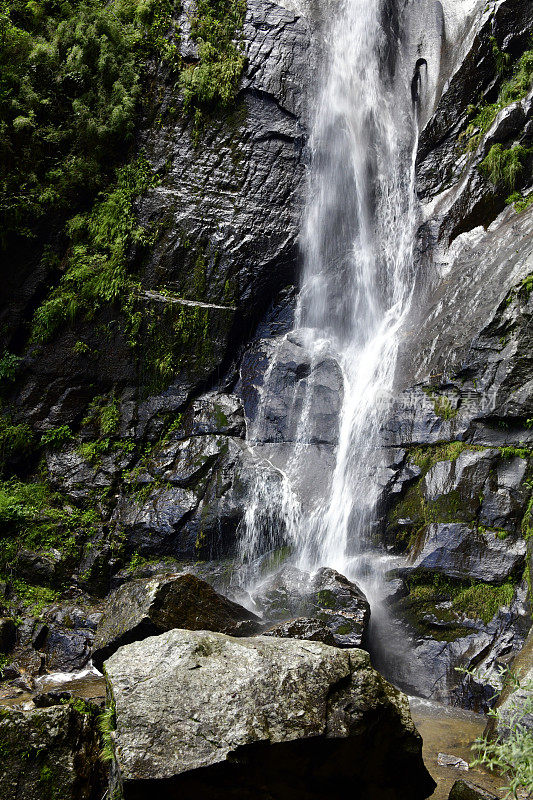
[448, 779, 499, 800]
[92, 573, 260, 669]
[262, 617, 336, 645]
[105, 630, 436, 800]
[254, 565, 370, 648]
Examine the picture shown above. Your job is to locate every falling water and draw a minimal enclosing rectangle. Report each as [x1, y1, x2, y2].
[239, 0, 419, 608]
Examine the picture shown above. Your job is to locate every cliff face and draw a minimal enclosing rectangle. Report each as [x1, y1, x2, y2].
[0, 0, 531, 709]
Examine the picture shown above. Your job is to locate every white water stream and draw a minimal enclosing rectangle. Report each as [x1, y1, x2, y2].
[239, 0, 420, 615]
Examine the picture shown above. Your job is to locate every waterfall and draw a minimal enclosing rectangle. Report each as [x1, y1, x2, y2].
[238, 0, 419, 602]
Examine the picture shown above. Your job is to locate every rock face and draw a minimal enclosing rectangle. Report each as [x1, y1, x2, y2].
[0, 703, 103, 800]
[253, 566, 370, 648]
[92, 573, 260, 669]
[105, 629, 435, 800]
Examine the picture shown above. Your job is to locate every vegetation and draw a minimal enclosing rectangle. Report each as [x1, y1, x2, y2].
[479, 144, 530, 190]
[462, 665, 533, 798]
[0, 478, 99, 576]
[98, 703, 116, 762]
[180, 0, 246, 136]
[0, 0, 176, 248]
[30, 158, 158, 344]
[464, 46, 533, 151]
[405, 573, 516, 626]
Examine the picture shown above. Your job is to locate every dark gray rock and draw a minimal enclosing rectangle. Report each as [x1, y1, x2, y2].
[105, 630, 435, 800]
[253, 566, 370, 648]
[410, 523, 526, 584]
[92, 572, 260, 670]
[238, 331, 344, 445]
[0, 617, 16, 653]
[0, 703, 103, 800]
[15, 548, 71, 587]
[262, 617, 336, 645]
[448, 780, 498, 800]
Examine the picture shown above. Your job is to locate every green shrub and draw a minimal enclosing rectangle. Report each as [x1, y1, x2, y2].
[31, 159, 157, 343]
[0, 353, 22, 384]
[464, 47, 533, 151]
[40, 425, 73, 449]
[179, 0, 246, 134]
[461, 665, 533, 798]
[0, 416, 34, 468]
[480, 144, 529, 190]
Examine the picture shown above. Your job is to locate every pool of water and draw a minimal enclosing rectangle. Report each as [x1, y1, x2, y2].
[410, 697, 504, 800]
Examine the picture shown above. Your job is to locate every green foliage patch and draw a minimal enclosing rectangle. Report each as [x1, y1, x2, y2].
[479, 144, 531, 190]
[463, 46, 533, 151]
[30, 158, 158, 344]
[0, 0, 176, 247]
[180, 0, 246, 137]
[0, 478, 99, 576]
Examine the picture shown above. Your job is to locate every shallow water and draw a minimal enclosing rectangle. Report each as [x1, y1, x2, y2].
[410, 698, 504, 800]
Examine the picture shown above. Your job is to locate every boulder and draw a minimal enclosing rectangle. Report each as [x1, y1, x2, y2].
[92, 573, 260, 669]
[105, 629, 436, 800]
[254, 566, 370, 647]
[410, 523, 526, 584]
[0, 703, 103, 800]
[262, 617, 336, 645]
[448, 780, 498, 800]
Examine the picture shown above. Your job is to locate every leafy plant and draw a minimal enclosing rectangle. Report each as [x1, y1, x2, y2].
[460, 665, 533, 798]
[40, 425, 73, 449]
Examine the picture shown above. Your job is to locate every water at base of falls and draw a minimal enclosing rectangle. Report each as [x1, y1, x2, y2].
[236, 0, 420, 684]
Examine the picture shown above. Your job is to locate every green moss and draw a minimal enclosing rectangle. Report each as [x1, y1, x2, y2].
[316, 589, 337, 609]
[0, 478, 99, 575]
[505, 191, 533, 214]
[452, 580, 515, 624]
[422, 388, 458, 419]
[98, 703, 116, 763]
[402, 573, 517, 629]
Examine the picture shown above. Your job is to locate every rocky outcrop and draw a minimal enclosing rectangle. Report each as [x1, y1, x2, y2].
[262, 617, 336, 645]
[104, 629, 435, 800]
[253, 566, 370, 648]
[92, 573, 260, 669]
[0, 703, 103, 800]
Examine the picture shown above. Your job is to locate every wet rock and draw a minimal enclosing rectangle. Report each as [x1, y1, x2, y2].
[410, 523, 526, 584]
[254, 565, 370, 648]
[33, 690, 72, 708]
[262, 617, 336, 645]
[92, 573, 260, 669]
[182, 393, 246, 438]
[105, 630, 435, 800]
[489, 628, 533, 738]
[437, 753, 468, 770]
[0, 617, 16, 653]
[15, 548, 71, 587]
[42, 606, 100, 672]
[238, 332, 344, 445]
[0, 703, 103, 799]
[448, 780, 498, 800]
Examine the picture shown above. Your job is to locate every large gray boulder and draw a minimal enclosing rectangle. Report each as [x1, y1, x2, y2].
[105, 629, 436, 800]
[92, 573, 260, 670]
